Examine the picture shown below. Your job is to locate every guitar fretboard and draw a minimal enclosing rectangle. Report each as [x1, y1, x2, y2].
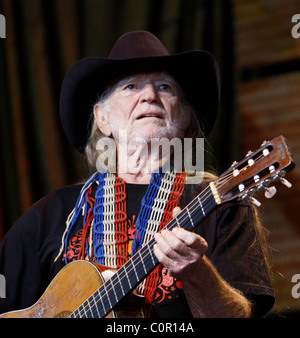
[70, 184, 218, 318]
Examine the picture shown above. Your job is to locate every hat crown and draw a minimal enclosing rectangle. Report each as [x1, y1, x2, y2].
[108, 30, 170, 60]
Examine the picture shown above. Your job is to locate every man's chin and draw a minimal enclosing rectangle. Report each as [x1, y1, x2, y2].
[129, 129, 175, 143]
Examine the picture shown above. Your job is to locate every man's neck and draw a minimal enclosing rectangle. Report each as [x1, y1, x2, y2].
[117, 172, 152, 184]
[116, 139, 162, 184]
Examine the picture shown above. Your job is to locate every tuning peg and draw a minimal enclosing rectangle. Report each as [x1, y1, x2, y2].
[261, 140, 268, 147]
[250, 197, 261, 207]
[264, 186, 277, 199]
[280, 177, 292, 188]
[240, 193, 261, 207]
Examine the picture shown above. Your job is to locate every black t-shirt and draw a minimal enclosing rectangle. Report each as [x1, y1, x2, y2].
[0, 182, 275, 317]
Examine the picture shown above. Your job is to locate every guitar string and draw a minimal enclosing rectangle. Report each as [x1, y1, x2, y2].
[72, 153, 267, 317]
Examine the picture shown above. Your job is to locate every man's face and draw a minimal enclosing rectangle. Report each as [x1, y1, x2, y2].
[95, 72, 190, 146]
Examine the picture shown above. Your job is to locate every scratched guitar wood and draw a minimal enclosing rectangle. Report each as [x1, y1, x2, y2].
[0, 260, 144, 318]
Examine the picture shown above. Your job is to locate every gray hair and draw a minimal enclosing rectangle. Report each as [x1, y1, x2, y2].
[85, 86, 114, 172]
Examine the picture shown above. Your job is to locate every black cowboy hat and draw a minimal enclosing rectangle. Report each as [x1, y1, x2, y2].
[60, 30, 220, 153]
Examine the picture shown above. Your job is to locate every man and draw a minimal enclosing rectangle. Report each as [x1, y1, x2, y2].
[0, 31, 274, 317]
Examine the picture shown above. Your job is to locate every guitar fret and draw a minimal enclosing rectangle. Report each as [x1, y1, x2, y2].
[104, 282, 113, 309]
[82, 303, 88, 318]
[92, 293, 100, 317]
[117, 271, 125, 297]
[123, 264, 132, 289]
[81, 300, 90, 318]
[87, 299, 94, 318]
[138, 249, 147, 275]
[148, 243, 156, 266]
[107, 278, 118, 306]
[187, 208, 194, 228]
[197, 196, 206, 216]
[111, 279, 119, 304]
[98, 289, 106, 317]
[132, 261, 140, 282]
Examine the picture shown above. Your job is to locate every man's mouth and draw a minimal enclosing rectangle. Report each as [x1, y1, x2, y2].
[136, 113, 163, 120]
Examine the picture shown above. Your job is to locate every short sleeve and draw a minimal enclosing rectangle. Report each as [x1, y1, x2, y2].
[0, 184, 81, 315]
[0, 207, 47, 314]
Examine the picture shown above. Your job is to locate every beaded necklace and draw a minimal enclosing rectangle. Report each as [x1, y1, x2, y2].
[55, 169, 186, 316]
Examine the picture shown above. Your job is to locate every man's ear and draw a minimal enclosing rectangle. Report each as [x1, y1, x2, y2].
[94, 104, 112, 137]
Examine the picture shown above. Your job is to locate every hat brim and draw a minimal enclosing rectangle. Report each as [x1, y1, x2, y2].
[60, 51, 220, 153]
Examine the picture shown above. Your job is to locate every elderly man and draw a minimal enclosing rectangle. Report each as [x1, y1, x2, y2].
[0, 31, 274, 318]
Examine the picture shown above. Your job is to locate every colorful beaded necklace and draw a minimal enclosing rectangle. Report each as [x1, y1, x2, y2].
[55, 169, 186, 316]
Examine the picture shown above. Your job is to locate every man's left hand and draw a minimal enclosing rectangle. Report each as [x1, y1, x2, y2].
[153, 207, 208, 280]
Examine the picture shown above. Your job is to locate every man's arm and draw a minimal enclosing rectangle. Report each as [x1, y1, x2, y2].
[153, 208, 252, 318]
[180, 254, 251, 318]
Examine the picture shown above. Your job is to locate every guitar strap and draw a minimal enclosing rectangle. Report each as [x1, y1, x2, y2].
[55, 169, 186, 317]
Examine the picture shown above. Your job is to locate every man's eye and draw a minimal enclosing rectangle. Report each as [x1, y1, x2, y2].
[125, 84, 136, 90]
[159, 84, 171, 90]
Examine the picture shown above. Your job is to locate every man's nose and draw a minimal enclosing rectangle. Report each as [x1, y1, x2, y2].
[140, 84, 159, 103]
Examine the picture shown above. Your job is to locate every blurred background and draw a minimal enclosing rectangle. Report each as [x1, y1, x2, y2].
[0, 0, 299, 317]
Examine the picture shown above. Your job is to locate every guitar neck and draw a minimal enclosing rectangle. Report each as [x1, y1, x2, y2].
[70, 183, 218, 318]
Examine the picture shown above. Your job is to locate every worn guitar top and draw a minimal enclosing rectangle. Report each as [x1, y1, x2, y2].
[0, 182, 275, 317]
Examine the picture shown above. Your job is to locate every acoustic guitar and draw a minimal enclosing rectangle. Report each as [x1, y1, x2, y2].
[0, 135, 294, 318]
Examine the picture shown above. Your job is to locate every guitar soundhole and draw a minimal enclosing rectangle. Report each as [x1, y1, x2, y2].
[54, 311, 72, 318]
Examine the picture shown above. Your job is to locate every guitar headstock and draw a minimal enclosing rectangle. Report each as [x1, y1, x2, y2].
[215, 135, 295, 205]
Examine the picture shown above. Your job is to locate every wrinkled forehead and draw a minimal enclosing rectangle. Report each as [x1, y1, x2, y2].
[110, 71, 177, 89]
[97, 70, 187, 105]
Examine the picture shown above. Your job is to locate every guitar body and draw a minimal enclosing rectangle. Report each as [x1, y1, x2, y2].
[0, 260, 144, 318]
